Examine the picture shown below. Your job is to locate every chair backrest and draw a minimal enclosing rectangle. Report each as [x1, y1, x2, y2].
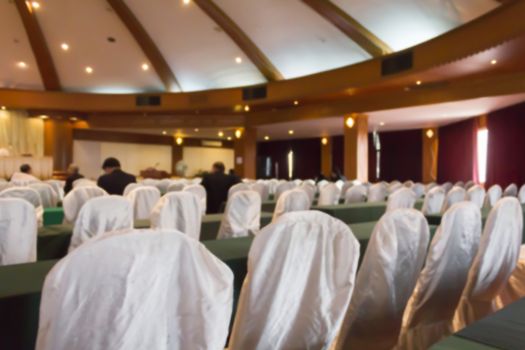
[340, 181, 353, 198]
[388, 183, 403, 195]
[441, 182, 453, 193]
[421, 186, 446, 215]
[183, 184, 207, 215]
[412, 183, 426, 198]
[441, 186, 467, 213]
[454, 181, 465, 188]
[69, 196, 133, 252]
[251, 182, 269, 201]
[141, 178, 160, 187]
[123, 182, 142, 197]
[403, 180, 415, 188]
[344, 184, 368, 204]
[272, 188, 311, 222]
[519, 184, 525, 204]
[0, 186, 42, 208]
[485, 184, 502, 208]
[29, 183, 58, 208]
[72, 178, 97, 188]
[44, 179, 65, 201]
[0, 198, 37, 266]
[217, 190, 261, 239]
[467, 185, 486, 209]
[62, 186, 107, 224]
[228, 182, 251, 199]
[126, 186, 161, 221]
[503, 183, 518, 197]
[397, 202, 482, 349]
[229, 211, 360, 350]
[166, 182, 185, 193]
[318, 182, 341, 206]
[368, 183, 387, 202]
[300, 183, 316, 204]
[336, 209, 430, 350]
[465, 180, 475, 190]
[455, 198, 523, 326]
[156, 178, 173, 194]
[274, 181, 296, 201]
[150, 192, 202, 240]
[386, 188, 417, 212]
[36, 229, 234, 350]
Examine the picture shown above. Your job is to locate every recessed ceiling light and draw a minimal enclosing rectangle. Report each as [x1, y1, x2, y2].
[235, 56, 242, 64]
[31, 2, 40, 10]
[194, 128, 199, 132]
[61, 43, 69, 51]
[416, 80, 422, 85]
[218, 131, 224, 137]
[17, 61, 27, 69]
[244, 105, 250, 112]
[379, 122, 385, 126]
[141, 63, 149, 71]
[85, 66, 93, 74]
[40, 115, 49, 120]
[227, 136, 232, 141]
[264, 135, 270, 141]
[293, 100, 299, 106]
[182, 0, 190, 5]
[491, 59, 497, 65]
[162, 130, 167, 135]
[288, 130, 294, 135]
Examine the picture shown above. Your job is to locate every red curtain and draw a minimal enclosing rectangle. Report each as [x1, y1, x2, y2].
[486, 102, 525, 187]
[437, 119, 477, 183]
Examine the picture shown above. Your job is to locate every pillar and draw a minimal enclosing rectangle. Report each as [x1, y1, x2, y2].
[343, 114, 368, 181]
[233, 127, 257, 179]
[422, 128, 438, 183]
[320, 136, 332, 178]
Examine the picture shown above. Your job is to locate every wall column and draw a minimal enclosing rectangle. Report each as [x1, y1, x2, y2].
[321, 137, 332, 178]
[172, 140, 183, 176]
[422, 128, 438, 183]
[233, 127, 257, 179]
[343, 114, 368, 181]
[44, 119, 88, 173]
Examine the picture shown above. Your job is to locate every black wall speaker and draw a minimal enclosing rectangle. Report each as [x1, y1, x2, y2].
[242, 85, 267, 101]
[381, 51, 413, 76]
[136, 95, 161, 106]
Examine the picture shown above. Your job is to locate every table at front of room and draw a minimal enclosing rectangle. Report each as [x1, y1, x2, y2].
[1, 220, 421, 350]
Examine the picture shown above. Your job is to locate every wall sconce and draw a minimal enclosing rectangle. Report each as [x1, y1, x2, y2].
[235, 129, 242, 139]
[345, 116, 355, 128]
[321, 137, 328, 146]
[176, 137, 183, 145]
[426, 129, 434, 139]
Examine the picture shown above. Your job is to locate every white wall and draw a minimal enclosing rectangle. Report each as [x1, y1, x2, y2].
[182, 146, 234, 177]
[73, 140, 172, 179]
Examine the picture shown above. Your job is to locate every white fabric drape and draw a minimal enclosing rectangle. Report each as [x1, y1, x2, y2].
[503, 183, 518, 197]
[0, 186, 43, 226]
[484, 184, 502, 208]
[453, 198, 523, 329]
[73, 179, 97, 188]
[396, 202, 482, 349]
[441, 186, 467, 213]
[272, 188, 310, 222]
[467, 185, 486, 209]
[345, 184, 368, 204]
[62, 187, 108, 224]
[126, 186, 161, 221]
[300, 183, 316, 204]
[250, 182, 269, 201]
[183, 184, 207, 216]
[368, 183, 387, 203]
[336, 209, 430, 350]
[0, 110, 44, 157]
[518, 184, 525, 204]
[68, 196, 133, 252]
[167, 182, 185, 192]
[341, 181, 353, 199]
[388, 183, 403, 195]
[441, 182, 453, 193]
[123, 183, 142, 197]
[36, 229, 234, 350]
[421, 186, 445, 215]
[274, 181, 296, 201]
[0, 198, 37, 266]
[229, 211, 360, 350]
[386, 188, 417, 212]
[228, 183, 251, 199]
[29, 183, 58, 208]
[44, 180, 65, 202]
[217, 190, 261, 239]
[318, 183, 341, 206]
[150, 192, 202, 240]
[412, 183, 425, 198]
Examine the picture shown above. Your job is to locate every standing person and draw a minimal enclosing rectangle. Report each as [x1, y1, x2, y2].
[97, 157, 136, 195]
[201, 161, 240, 214]
[63, 164, 84, 194]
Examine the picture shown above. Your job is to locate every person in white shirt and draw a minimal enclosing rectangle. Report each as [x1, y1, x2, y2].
[10, 164, 39, 182]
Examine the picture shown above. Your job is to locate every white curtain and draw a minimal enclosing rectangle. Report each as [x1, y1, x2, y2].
[0, 110, 44, 156]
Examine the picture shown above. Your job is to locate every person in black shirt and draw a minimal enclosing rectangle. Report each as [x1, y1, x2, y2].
[97, 157, 136, 195]
[64, 164, 84, 194]
[201, 162, 240, 214]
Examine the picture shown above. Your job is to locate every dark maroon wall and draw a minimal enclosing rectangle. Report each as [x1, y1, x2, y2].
[332, 135, 344, 175]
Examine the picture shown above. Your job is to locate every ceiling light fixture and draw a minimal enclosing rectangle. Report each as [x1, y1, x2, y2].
[176, 137, 183, 145]
[61, 43, 69, 51]
[293, 100, 299, 106]
[218, 131, 224, 137]
[85, 66, 93, 74]
[416, 80, 422, 85]
[194, 128, 199, 132]
[288, 130, 294, 135]
[227, 136, 232, 141]
[379, 122, 385, 126]
[69, 116, 78, 121]
[1, 106, 6, 110]
[244, 105, 250, 112]
[490, 59, 497, 65]
[264, 135, 270, 141]
[162, 130, 167, 135]
[235, 129, 242, 139]
[31, 1, 40, 10]
[40, 115, 49, 120]
[235, 57, 242, 64]
[17, 61, 27, 69]
[182, 0, 191, 5]
[141, 63, 149, 71]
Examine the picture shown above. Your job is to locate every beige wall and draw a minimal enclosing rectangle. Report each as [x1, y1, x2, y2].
[182, 147, 234, 177]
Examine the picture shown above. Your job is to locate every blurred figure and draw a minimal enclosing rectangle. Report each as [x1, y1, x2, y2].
[64, 164, 84, 194]
[201, 162, 240, 214]
[97, 157, 136, 195]
[10, 164, 39, 182]
[330, 168, 347, 182]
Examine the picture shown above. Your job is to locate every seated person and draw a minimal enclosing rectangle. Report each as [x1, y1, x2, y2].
[97, 157, 136, 195]
[64, 164, 84, 194]
[10, 164, 39, 182]
[201, 161, 240, 214]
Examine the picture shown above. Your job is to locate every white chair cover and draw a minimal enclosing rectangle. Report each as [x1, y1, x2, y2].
[318, 182, 341, 206]
[340, 181, 353, 199]
[519, 184, 525, 204]
[441, 186, 467, 213]
[272, 188, 311, 222]
[497, 245, 525, 306]
[467, 185, 486, 209]
[484, 184, 502, 208]
[72, 178, 97, 188]
[62, 186, 107, 224]
[336, 209, 430, 350]
[344, 184, 368, 204]
[123, 182, 142, 197]
[29, 183, 58, 208]
[156, 179, 173, 194]
[228, 183, 251, 199]
[274, 181, 296, 201]
[150, 192, 202, 240]
[421, 186, 446, 215]
[453, 198, 523, 329]
[268, 179, 279, 195]
[300, 183, 316, 204]
[388, 183, 403, 195]
[0, 186, 43, 226]
[317, 179, 329, 191]
[335, 179, 345, 190]
[217, 190, 261, 239]
[503, 183, 518, 197]
[386, 188, 417, 212]
[44, 180, 65, 201]
[191, 177, 202, 184]
[368, 183, 387, 203]
[454, 181, 465, 188]
[0, 198, 37, 266]
[68, 196, 133, 252]
[0, 182, 11, 193]
[36, 229, 234, 350]
[126, 186, 161, 221]
[251, 182, 269, 201]
[183, 184, 207, 216]
[396, 202, 482, 349]
[425, 182, 437, 193]
[465, 180, 475, 190]
[441, 182, 453, 193]
[403, 180, 415, 188]
[167, 182, 185, 192]
[229, 211, 360, 350]
[412, 183, 425, 198]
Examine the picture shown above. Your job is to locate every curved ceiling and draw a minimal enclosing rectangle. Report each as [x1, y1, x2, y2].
[0, 0, 501, 93]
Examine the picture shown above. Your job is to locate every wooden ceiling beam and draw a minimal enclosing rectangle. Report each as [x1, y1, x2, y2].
[194, 0, 284, 82]
[14, 0, 61, 90]
[302, 0, 392, 57]
[107, 0, 182, 92]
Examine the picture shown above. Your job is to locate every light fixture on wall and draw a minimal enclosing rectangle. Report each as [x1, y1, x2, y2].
[288, 130, 294, 135]
[235, 129, 242, 139]
[17, 61, 28, 69]
[227, 136, 232, 141]
[218, 131, 224, 137]
[264, 135, 270, 141]
[162, 130, 167, 135]
[345, 116, 355, 128]
[321, 137, 328, 146]
[40, 115, 49, 120]
[293, 100, 299, 106]
[244, 105, 250, 112]
[85, 66, 93, 74]
[426, 129, 434, 138]
[61, 43, 69, 51]
[176, 136, 183, 145]
[0, 106, 6, 110]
